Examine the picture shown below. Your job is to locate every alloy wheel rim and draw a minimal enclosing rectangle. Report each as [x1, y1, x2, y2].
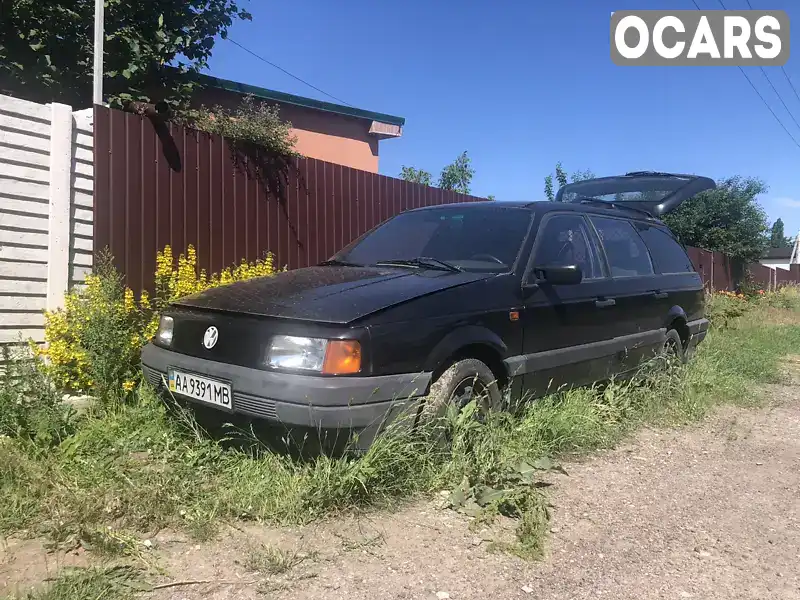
[449, 375, 490, 413]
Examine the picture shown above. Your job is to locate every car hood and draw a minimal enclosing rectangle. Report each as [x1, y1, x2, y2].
[173, 265, 494, 324]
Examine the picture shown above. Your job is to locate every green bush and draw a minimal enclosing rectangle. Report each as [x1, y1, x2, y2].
[192, 95, 298, 156]
[35, 251, 154, 401]
[0, 348, 75, 447]
[37, 245, 280, 399]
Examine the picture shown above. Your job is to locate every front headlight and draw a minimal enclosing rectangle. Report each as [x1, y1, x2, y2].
[267, 336, 362, 374]
[267, 335, 327, 371]
[156, 315, 174, 346]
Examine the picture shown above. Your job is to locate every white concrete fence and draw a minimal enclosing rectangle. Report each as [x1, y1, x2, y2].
[0, 94, 94, 345]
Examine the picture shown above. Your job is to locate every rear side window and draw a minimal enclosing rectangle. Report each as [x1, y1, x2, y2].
[635, 224, 695, 274]
[590, 217, 654, 278]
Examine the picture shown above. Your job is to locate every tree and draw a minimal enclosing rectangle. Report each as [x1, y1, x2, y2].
[770, 218, 790, 247]
[543, 162, 595, 200]
[400, 166, 433, 186]
[570, 168, 595, 183]
[438, 151, 474, 194]
[487, 194, 496, 201]
[544, 175, 554, 202]
[663, 176, 769, 262]
[0, 1, 252, 110]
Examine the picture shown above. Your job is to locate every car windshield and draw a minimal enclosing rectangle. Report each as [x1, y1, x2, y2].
[334, 206, 533, 272]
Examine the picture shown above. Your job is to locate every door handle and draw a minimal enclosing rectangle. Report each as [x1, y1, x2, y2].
[652, 291, 669, 300]
[595, 298, 616, 308]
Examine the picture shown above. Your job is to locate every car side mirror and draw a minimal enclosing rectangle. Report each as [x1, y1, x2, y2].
[533, 264, 583, 285]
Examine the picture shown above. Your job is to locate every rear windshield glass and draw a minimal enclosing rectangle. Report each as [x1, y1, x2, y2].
[336, 206, 533, 272]
[559, 176, 693, 204]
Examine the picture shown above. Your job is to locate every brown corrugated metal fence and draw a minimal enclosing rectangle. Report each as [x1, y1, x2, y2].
[93, 106, 798, 294]
[93, 106, 484, 292]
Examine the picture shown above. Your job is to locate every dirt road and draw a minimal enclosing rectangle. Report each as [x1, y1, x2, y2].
[3, 370, 799, 599]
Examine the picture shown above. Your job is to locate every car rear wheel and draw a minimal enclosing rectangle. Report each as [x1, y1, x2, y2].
[418, 358, 502, 435]
[661, 328, 686, 365]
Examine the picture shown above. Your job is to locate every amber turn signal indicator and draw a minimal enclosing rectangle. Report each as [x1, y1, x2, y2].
[322, 340, 362, 374]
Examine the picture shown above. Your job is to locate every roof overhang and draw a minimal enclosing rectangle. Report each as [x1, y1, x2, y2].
[369, 120, 403, 139]
[194, 73, 406, 131]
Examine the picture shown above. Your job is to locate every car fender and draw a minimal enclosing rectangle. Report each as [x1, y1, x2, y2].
[663, 305, 688, 328]
[423, 325, 508, 374]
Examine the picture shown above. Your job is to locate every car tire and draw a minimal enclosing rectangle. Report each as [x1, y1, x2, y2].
[662, 328, 686, 364]
[418, 358, 503, 427]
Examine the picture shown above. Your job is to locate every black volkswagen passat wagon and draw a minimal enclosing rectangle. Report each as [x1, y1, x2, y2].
[142, 172, 713, 449]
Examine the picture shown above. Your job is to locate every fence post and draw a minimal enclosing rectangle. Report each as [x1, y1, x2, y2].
[46, 103, 73, 311]
[710, 253, 715, 293]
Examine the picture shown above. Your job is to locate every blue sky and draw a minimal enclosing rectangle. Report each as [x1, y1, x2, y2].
[207, 0, 800, 238]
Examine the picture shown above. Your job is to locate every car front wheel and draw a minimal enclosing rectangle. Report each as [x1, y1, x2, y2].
[418, 358, 502, 428]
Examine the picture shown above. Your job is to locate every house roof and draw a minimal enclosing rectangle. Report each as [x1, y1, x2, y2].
[762, 246, 794, 260]
[195, 73, 405, 127]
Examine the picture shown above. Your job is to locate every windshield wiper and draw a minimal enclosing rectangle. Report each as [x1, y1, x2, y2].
[374, 257, 462, 273]
[319, 258, 365, 267]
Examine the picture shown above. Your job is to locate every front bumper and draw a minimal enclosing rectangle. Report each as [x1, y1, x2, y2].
[141, 343, 431, 433]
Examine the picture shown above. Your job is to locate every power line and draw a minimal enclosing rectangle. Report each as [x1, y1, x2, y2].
[759, 66, 800, 132]
[779, 66, 800, 105]
[735, 67, 800, 149]
[225, 37, 354, 107]
[742, 0, 800, 106]
[689, 0, 800, 149]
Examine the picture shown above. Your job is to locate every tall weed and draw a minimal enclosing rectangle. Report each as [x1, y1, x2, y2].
[1, 299, 798, 557]
[0, 348, 75, 446]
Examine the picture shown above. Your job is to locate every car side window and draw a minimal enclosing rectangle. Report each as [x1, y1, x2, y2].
[529, 214, 604, 281]
[590, 216, 654, 278]
[634, 224, 695, 274]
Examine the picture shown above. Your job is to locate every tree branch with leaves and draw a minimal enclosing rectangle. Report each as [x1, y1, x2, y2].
[663, 176, 769, 262]
[400, 151, 475, 195]
[399, 166, 433, 186]
[0, 0, 252, 111]
[543, 162, 594, 200]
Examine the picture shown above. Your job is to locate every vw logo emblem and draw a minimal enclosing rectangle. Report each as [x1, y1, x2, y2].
[203, 326, 219, 349]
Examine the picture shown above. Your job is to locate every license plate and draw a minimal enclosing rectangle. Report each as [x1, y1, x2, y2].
[168, 369, 232, 410]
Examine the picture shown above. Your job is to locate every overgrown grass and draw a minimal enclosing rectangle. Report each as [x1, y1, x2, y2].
[243, 543, 314, 575]
[2, 288, 800, 564]
[2, 566, 141, 600]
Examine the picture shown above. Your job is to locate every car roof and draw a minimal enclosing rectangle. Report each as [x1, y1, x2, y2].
[406, 200, 667, 225]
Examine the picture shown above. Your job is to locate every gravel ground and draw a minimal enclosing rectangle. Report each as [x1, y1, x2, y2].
[3, 369, 799, 600]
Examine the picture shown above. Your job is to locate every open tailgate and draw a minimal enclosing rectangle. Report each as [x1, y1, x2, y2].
[555, 171, 716, 217]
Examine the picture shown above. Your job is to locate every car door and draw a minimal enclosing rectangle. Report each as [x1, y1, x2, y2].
[633, 221, 705, 329]
[587, 215, 663, 373]
[517, 212, 616, 396]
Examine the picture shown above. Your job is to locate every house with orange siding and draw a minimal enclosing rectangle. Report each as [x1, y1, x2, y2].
[192, 74, 404, 173]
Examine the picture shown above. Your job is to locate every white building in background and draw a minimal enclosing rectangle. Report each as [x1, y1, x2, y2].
[759, 232, 800, 271]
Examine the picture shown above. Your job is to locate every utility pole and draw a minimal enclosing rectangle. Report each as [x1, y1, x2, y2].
[790, 230, 800, 265]
[93, 0, 104, 105]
